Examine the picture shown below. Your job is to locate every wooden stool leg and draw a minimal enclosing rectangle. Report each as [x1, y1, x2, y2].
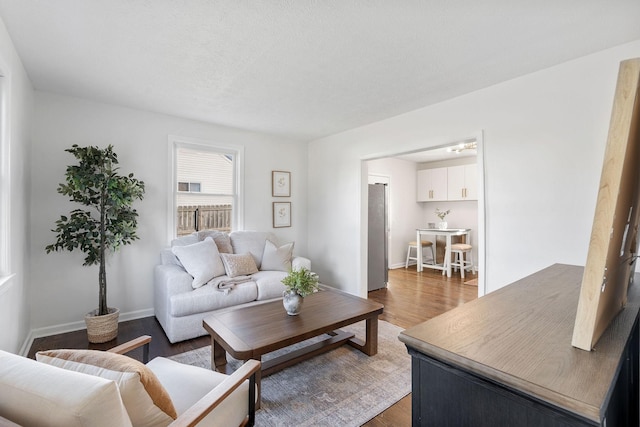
[405, 245, 411, 268]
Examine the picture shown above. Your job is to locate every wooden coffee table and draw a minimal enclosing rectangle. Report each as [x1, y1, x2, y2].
[202, 288, 384, 407]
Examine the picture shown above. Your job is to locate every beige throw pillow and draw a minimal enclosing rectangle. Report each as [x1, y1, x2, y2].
[36, 349, 177, 427]
[196, 230, 234, 253]
[220, 252, 259, 278]
[261, 240, 294, 271]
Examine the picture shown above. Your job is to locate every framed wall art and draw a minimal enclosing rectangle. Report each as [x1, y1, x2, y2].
[272, 171, 291, 197]
[273, 202, 291, 228]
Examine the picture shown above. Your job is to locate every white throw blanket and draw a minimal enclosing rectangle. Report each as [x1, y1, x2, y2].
[208, 275, 253, 294]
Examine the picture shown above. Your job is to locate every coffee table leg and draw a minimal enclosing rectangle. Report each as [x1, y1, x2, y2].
[212, 338, 227, 371]
[347, 315, 379, 356]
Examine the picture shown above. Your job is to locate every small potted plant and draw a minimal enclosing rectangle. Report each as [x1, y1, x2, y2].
[435, 208, 450, 229]
[281, 267, 319, 315]
[46, 144, 145, 343]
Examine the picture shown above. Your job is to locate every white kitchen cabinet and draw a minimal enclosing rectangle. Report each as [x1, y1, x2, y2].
[417, 168, 448, 202]
[447, 164, 477, 200]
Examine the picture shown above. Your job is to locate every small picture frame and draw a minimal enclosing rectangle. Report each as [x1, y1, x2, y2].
[273, 202, 291, 228]
[272, 171, 291, 197]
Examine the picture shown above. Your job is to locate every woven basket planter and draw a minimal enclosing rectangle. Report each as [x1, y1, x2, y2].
[84, 307, 119, 343]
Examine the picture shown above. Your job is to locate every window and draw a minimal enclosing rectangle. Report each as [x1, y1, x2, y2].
[170, 136, 243, 238]
[178, 182, 201, 193]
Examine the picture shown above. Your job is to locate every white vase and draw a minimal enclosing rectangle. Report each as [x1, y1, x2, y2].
[438, 221, 448, 229]
[283, 290, 304, 315]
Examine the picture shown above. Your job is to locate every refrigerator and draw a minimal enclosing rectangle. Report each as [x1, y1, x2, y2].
[368, 183, 388, 291]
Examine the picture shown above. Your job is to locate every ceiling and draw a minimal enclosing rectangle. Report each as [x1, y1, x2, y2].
[0, 2, 639, 141]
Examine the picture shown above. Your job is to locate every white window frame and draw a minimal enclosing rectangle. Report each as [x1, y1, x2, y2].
[167, 135, 244, 242]
[0, 68, 11, 286]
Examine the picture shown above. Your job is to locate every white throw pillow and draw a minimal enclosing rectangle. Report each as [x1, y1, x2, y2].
[260, 240, 294, 272]
[220, 253, 259, 278]
[171, 237, 226, 288]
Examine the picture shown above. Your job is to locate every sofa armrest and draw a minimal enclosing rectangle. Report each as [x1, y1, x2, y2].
[292, 256, 311, 271]
[154, 264, 193, 296]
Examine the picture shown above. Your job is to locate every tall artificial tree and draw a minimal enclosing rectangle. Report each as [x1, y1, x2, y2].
[46, 144, 145, 316]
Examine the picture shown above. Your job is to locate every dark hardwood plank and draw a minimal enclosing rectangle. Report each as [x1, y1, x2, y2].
[27, 265, 477, 426]
[28, 315, 209, 360]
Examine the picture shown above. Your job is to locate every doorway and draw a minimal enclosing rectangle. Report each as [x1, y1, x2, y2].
[363, 133, 485, 297]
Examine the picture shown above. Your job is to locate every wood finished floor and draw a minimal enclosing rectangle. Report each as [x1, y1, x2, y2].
[28, 265, 478, 426]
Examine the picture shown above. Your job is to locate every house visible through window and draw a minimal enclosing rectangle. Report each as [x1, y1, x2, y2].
[178, 182, 201, 193]
[173, 141, 238, 237]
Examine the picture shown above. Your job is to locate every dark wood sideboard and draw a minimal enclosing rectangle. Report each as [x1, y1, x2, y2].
[399, 264, 640, 426]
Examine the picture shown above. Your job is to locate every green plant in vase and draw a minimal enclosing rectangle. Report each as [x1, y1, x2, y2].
[435, 208, 450, 229]
[281, 267, 319, 315]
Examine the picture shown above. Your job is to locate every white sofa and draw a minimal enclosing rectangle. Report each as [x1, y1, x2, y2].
[154, 230, 310, 343]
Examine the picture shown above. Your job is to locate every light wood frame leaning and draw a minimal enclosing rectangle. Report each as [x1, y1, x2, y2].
[572, 58, 640, 351]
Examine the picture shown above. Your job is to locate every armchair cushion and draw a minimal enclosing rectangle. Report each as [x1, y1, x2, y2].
[37, 349, 177, 427]
[147, 357, 251, 427]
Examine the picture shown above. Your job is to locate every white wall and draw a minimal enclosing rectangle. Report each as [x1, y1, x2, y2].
[0, 18, 33, 353]
[308, 39, 640, 297]
[29, 93, 307, 335]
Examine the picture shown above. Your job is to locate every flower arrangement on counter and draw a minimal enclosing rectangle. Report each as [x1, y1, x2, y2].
[435, 208, 450, 221]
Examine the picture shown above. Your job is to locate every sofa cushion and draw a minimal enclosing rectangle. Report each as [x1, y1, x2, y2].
[171, 237, 226, 288]
[169, 280, 258, 317]
[220, 253, 259, 278]
[0, 350, 132, 427]
[260, 240, 294, 272]
[36, 349, 176, 427]
[252, 270, 288, 300]
[229, 231, 277, 269]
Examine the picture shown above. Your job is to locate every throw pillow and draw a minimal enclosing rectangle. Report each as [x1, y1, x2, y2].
[36, 349, 177, 427]
[196, 230, 234, 254]
[220, 252, 259, 278]
[171, 237, 226, 288]
[261, 240, 294, 271]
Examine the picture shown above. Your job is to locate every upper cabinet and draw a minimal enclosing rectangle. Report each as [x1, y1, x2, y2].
[417, 163, 477, 202]
[447, 164, 477, 201]
[417, 168, 447, 202]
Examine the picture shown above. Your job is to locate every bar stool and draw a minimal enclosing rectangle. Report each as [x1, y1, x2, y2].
[405, 240, 435, 268]
[448, 243, 475, 278]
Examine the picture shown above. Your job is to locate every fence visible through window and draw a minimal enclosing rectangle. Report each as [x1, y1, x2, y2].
[177, 204, 232, 236]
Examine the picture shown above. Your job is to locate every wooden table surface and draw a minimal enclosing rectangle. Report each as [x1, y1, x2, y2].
[204, 289, 384, 360]
[399, 264, 640, 423]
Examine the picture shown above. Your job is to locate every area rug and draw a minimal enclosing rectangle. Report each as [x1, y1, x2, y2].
[169, 320, 411, 427]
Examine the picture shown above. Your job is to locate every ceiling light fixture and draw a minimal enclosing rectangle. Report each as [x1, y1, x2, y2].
[447, 141, 477, 154]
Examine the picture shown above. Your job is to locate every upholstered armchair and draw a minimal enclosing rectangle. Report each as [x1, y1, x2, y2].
[0, 336, 259, 427]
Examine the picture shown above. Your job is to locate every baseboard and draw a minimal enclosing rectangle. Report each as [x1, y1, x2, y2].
[390, 262, 411, 269]
[20, 308, 155, 356]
